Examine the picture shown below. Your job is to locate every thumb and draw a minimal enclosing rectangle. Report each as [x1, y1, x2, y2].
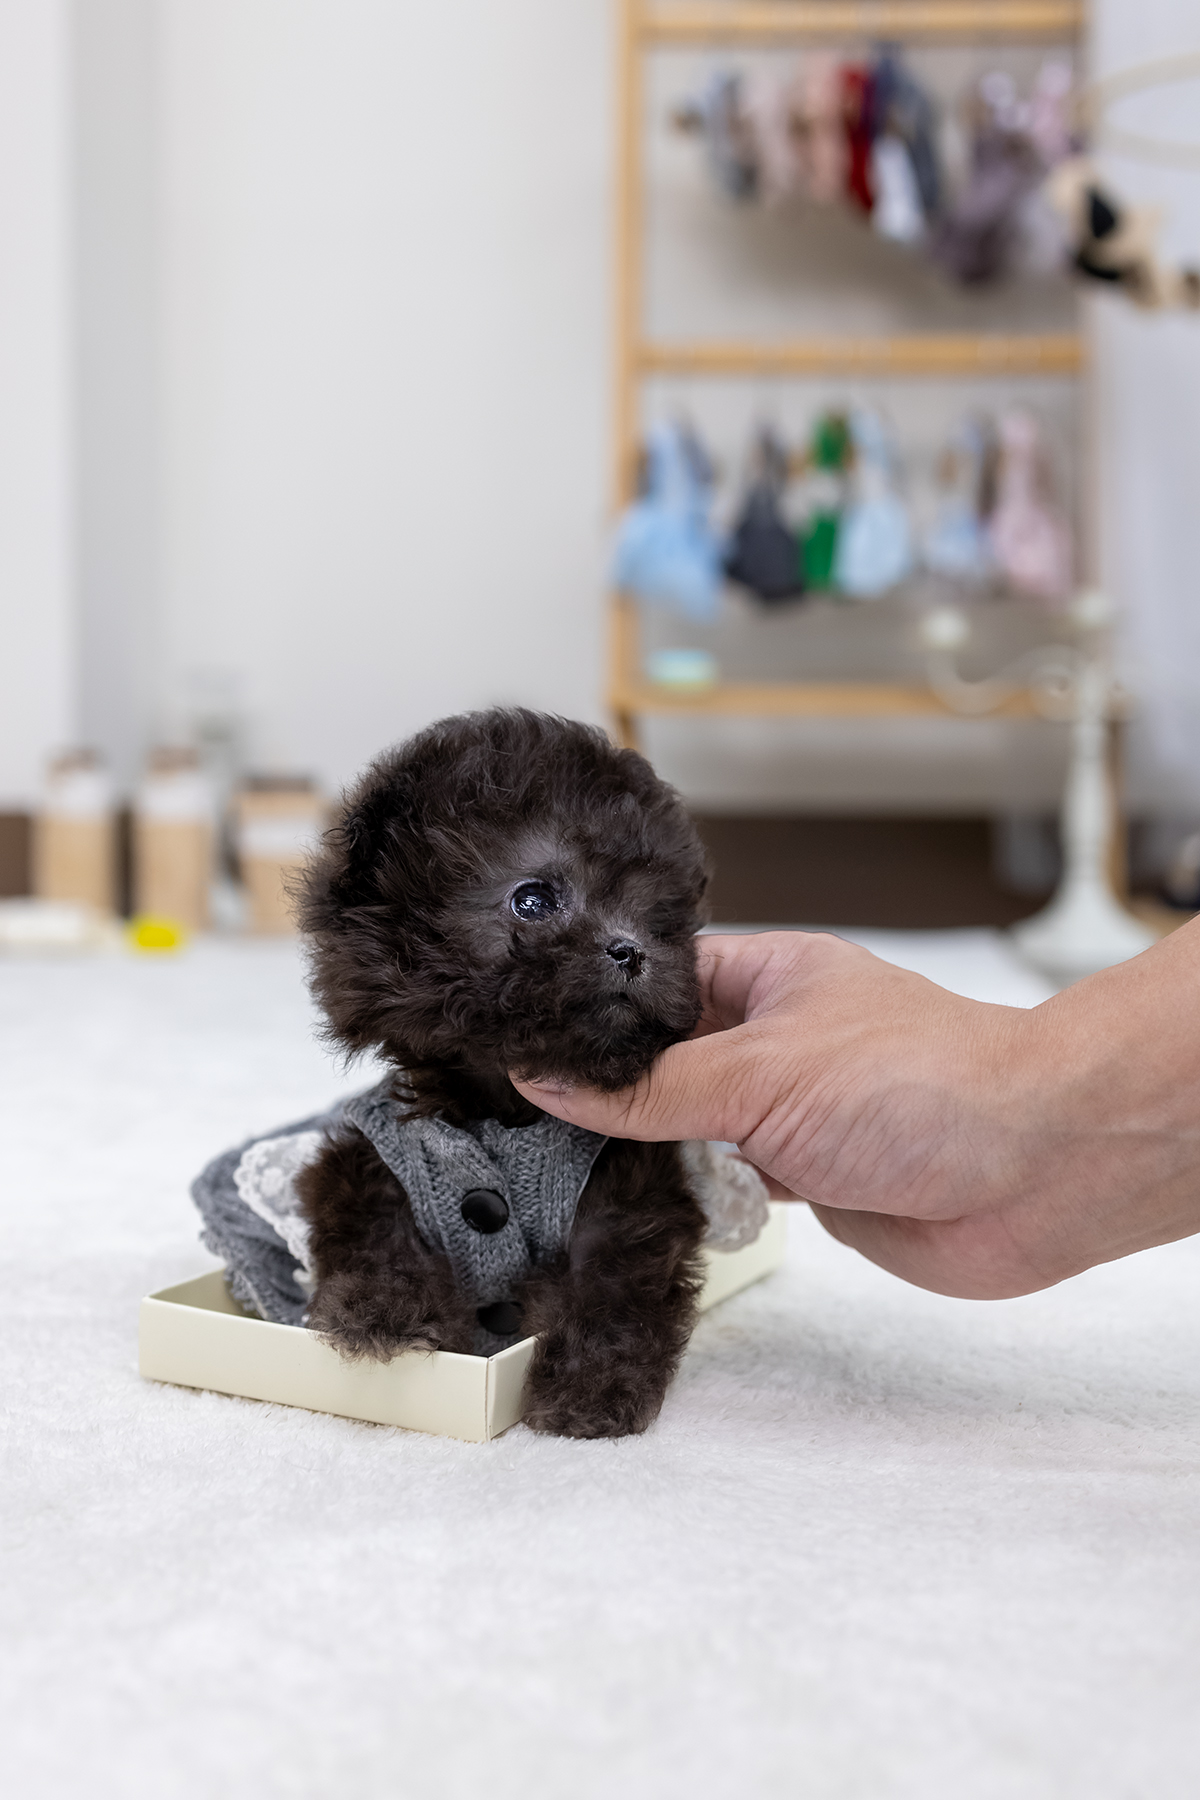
[511, 1025, 765, 1143]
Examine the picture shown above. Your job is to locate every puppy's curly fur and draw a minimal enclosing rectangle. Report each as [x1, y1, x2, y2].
[295, 708, 712, 1437]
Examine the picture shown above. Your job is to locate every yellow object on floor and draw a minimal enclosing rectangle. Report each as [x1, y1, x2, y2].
[127, 914, 189, 953]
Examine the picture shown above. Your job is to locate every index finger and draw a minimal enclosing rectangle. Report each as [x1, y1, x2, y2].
[512, 1018, 780, 1144]
[692, 929, 826, 1033]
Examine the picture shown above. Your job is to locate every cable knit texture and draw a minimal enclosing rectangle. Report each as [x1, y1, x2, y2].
[191, 1083, 606, 1337]
[192, 1082, 768, 1345]
[344, 1083, 608, 1319]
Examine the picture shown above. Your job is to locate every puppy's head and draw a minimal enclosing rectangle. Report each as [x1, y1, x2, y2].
[299, 709, 709, 1112]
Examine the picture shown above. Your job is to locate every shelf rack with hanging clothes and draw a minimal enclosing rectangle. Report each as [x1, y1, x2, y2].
[608, 0, 1088, 750]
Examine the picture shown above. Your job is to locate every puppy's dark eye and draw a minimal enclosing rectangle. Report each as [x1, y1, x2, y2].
[510, 881, 559, 922]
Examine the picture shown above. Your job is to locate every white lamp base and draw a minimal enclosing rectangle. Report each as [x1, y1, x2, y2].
[1008, 620, 1157, 987]
[1011, 878, 1156, 985]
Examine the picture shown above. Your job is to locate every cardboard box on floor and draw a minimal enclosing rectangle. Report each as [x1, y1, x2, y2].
[140, 1204, 788, 1441]
[233, 781, 327, 933]
[34, 751, 117, 914]
[134, 748, 215, 930]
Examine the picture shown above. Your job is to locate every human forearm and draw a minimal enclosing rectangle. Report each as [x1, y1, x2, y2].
[514, 924, 1200, 1300]
[989, 919, 1200, 1280]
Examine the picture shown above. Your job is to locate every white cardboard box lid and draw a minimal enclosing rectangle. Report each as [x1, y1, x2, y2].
[140, 1202, 788, 1442]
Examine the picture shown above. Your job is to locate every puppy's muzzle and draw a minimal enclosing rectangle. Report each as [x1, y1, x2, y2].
[606, 937, 644, 978]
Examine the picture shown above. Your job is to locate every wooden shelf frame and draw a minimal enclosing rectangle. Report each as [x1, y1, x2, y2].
[608, 0, 1088, 747]
[641, 3, 1086, 45]
[640, 331, 1083, 377]
[609, 601, 1039, 749]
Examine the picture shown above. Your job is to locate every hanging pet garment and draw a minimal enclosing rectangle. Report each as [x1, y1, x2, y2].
[834, 408, 914, 599]
[842, 65, 876, 213]
[1009, 62, 1078, 275]
[872, 52, 942, 218]
[673, 71, 758, 202]
[613, 421, 724, 624]
[724, 428, 805, 606]
[924, 417, 995, 585]
[987, 408, 1073, 604]
[932, 73, 1044, 284]
[871, 134, 926, 243]
[743, 68, 801, 206]
[870, 51, 941, 242]
[794, 54, 846, 204]
[672, 54, 1128, 300]
[1027, 59, 1075, 167]
[799, 412, 850, 590]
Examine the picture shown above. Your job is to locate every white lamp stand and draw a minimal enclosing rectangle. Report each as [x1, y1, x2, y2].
[920, 594, 1156, 986]
[1010, 648, 1155, 984]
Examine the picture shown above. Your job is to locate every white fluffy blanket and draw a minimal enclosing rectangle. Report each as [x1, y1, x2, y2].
[2, 933, 1198, 1799]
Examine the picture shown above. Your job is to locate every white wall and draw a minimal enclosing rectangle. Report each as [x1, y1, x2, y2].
[74, 0, 161, 793]
[0, 0, 75, 808]
[156, 0, 611, 792]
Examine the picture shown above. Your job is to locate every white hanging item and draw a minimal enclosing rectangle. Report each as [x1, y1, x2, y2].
[871, 135, 926, 243]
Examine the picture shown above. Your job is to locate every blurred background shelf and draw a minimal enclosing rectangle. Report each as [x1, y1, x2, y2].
[611, 0, 1088, 749]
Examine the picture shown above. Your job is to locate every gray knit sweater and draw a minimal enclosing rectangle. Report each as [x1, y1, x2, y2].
[192, 1079, 607, 1350]
[191, 1079, 768, 1354]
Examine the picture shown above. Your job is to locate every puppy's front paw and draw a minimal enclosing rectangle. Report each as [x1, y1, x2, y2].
[307, 1270, 465, 1362]
[522, 1354, 669, 1439]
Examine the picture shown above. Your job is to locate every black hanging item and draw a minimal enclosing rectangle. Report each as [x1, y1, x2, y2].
[1044, 157, 1200, 309]
[1075, 185, 1129, 282]
[723, 429, 805, 606]
[1089, 189, 1119, 240]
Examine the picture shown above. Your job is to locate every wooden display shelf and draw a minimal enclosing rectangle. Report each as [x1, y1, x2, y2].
[607, 597, 1039, 747]
[609, 0, 1091, 750]
[639, 332, 1084, 378]
[641, 3, 1085, 43]
[611, 676, 1040, 718]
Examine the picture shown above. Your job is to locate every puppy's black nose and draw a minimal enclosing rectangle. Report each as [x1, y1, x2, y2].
[606, 937, 643, 977]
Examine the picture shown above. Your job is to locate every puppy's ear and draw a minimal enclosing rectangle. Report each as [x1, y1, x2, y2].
[328, 788, 396, 908]
[305, 777, 402, 914]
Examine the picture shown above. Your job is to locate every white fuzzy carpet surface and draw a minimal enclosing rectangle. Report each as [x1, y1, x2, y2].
[3, 930, 1198, 1799]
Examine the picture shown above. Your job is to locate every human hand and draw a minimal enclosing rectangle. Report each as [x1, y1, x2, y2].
[512, 926, 1200, 1300]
